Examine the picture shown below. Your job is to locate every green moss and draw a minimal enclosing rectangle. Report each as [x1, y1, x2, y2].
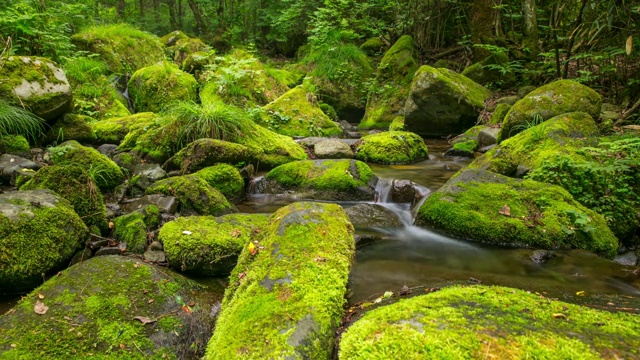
[359, 37, 386, 55]
[0, 135, 30, 154]
[128, 62, 198, 113]
[499, 80, 602, 142]
[92, 112, 158, 145]
[182, 51, 214, 74]
[256, 86, 343, 137]
[48, 140, 124, 191]
[20, 164, 108, 234]
[45, 113, 97, 144]
[319, 103, 339, 121]
[339, 285, 640, 359]
[0, 190, 88, 291]
[489, 103, 511, 125]
[0, 255, 216, 359]
[159, 213, 269, 275]
[388, 116, 405, 131]
[160, 30, 189, 47]
[355, 131, 428, 164]
[234, 121, 308, 169]
[71, 24, 165, 74]
[452, 140, 478, 155]
[416, 169, 618, 257]
[265, 68, 305, 88]
[168, 37, 210, 66]
[114, 205, 161, 253]
[205, 202, 355, 359]
[195, 164, 245, 203]
[145, 175, 233, 216]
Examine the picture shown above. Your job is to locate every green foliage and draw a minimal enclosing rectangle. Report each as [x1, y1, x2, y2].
[0, 100, 46, 142]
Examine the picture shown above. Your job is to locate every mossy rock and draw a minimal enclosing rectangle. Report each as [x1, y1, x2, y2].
[416, 169, 618, 257]
[489, 102, 511, 125]
[233, 121, 308, 169]
[0, 56, 72, 122]
[461, 52, 516, 88]
[355, 131, 428, 164]
[259, 159, 377, 201]
[128, 61, 198, 113]
[20, 164, 109, 234]
[205, 202, 355, 359]
[160, 30, 189, 47]
[169, 38, 210, 66]
[92, 112, 158, 145]
[71, 24, 164, 74]
[114, 205, 161, 253]
[265, 68, 305, 88]
[159, 213, 269, 276]
[44, 113, 96, 144]
[404, 65, 492, 136]
[194, 164, 245, 203]
[164, 139, 256, 174]
[359, 37, 386, 56]
[0, 190, 88, 292]
[48, 140, 124, 191]
[339, 285, 640, 359]
[182, 51, 214, 74]
[0, 255, 218, 359]
[499, 80, 602, 142]
[256, 87, 343, 137]
[388, 116, 405, 131]
[446, 139, 478, 158]
[145, 175, 234, 216]
[0, 135, 30, 156]
[360, 36, 419, 130]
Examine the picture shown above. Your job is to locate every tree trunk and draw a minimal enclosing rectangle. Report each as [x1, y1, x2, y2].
[187, 0, 208, 35]
[167, 0, 179, 30]
[139, 0, 145, 17]
[522, 0, 539, 58]
[116, 0, 125, 17]
[470, 0, 497, 61]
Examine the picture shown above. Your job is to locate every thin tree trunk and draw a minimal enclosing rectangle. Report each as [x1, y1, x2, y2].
[522, 0, 539, 58]
[139, 0, 145, 18]
[116, 0, 125, 17]
[470, 0, 497, 61]
[562, 0, 588, 79]
[167, 0, 179, 30]
[187, 0, 208, 35]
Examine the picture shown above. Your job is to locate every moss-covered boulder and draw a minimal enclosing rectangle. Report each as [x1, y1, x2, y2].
[360, 36, 419, 130]
[48, 140, 124, 191]
[92, 112, 157, 145]
[256, 86, 343, 137]
[499, 80, 602, 141]
[416, 169, 618, 257]
[168, 37, 210, 66]
[359, 37, 386, 56]
[71, 24, 164, 74]
[339, 285, 640, 359]
[160, 30, 189, 47]
[259, 159, 377, 201]
[44, 113, 96, 144]
[0, 190, 88, 292]
[145, 175, 234, 216]
[489, 102, 511, 125]
[128, 62, 198, 113]
[114, 205, 161, 253]
[461, 52, 516, 88]
[404, 65, 492, 136]
[159, 213, 269, 275]
[0, 255, 218, 359]
[236, 121, 308, 169]
[182, 51, 214, 74]
[0, 135, 30, 156]
[194, 164, 245, 203]
[20, 164, 108, 234]
[0, 56, 72, 122]
[445, 125, 485, 158]
[355, 131, 428, 164]
[205, 202, 355, 359]
[163, 138, 257, 173]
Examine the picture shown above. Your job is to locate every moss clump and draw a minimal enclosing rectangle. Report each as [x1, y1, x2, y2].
[195, 164, 245, 203]
[489, 102, 511, 125]
[359, 37, 386, 55]
[44, 113, 97, 144]
[262, 159, 377, 201]
[360, 35, 419, 130]
[114, 205, 161, 253]
[0, 256, 217, 359]
[416, 169, 618, 257]
[48, 140, 124, 191]
[450, 139, 478, 156]
[499, 80, 602, 141]
[0, 135, 30, 155]
[0, 190, 88, 292]
[355, 131, 428, 164]
[159, 213, 269, 275]
[265, 68, 305, 88]
[92, 112, 158, 145]
[145, 175, 234, 216]
[164, 138, 257, 174]
[20, 164, 108, 234]
[404, 65, 492, 136]
[71, 24, 165, 74]
[205, 202, 355, 359]
[128, 61, 198, 113]
[256, 86, 343, 137]
[0, 56, 72, 121]
[339, 285, 640, 359]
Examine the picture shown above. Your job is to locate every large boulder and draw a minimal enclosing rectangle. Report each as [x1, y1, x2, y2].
[0, 56, 72, 121]
[355, 131, 428, 164]
[128, 61, 198, 113]
[314, 139, 354, 159]
[360, 36, 419, 130]
[499, 80, 602, 141]
[339, 285, 640, 359]
[255, 86, 343, 137]
[0, 190, 88, 292]
[194, 164, 245, 203]
[0, 256, 218, 359]
[205, 202, 355, 359]
[416, 169, 618, 257]
[163, 138, 257, 173]
[159, 213, 269, 275]
[257, 159, 377, 201]
[404, 65, 491, 136]
[145, 175, 234, 216]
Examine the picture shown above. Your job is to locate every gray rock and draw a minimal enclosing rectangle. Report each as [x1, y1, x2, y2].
[113, 152, 141, 173]
[497, 96, 519, 106]
[69, 248, 93, 266]
[97, 144, 119, 158]
[148, 241, 164, 251]
[345, 203, 403, 229]
[478, 144, 497, 153]
[477, 127, 500, 148]
[133, 164, 166, 190]
[530, 250, 556, 264]
[122, 194, 179, 214]
[94, 247, 122, 256]
[0, 154, 41, 185]
[144, 250, 166, 262]
[392, 179, 417, 203]
[314, 139, 353, 159]
[613, 252, 638, 266]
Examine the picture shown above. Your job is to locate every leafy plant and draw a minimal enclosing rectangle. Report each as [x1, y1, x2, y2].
[0, 100, 46, 142]
[510, 112, 545, 139]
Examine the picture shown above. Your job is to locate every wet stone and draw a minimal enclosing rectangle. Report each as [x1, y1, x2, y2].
[97, 144, 119, 158]
[69, 248, 93, 266]
[614, 252, 639, 266]
[94, 247, 122, 256]
[0, 154, 41, 185]
[530, 250, 556, 264]
[122, 194, 179, 214]
[392, 179, 416, 203]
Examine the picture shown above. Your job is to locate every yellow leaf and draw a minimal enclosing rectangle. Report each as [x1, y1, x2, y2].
[553, 313, 567, 320]
[576, 290, 586, 296]
[248, 241, 257, 255]
[627, 36, 633, 55]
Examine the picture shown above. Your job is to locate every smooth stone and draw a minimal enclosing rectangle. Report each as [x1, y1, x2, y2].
[345, 203, 403, 229]
[144, 250, 166, 262]
[392, 179, 417, 203]
[94, 247, 122, 256]
[477, 127, 500, 148]
[0, 154, 41, 185]
[314, 139, 354, 159]
[132, 164, 166, 190]
[97, 144, 119, 158]
[614, 252, 639, 266]
[122, 194, 178, 214]
[530, 249, 556, 264]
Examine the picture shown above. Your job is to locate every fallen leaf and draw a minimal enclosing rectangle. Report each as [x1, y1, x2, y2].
[188, 301, 196, 307]
[469, 277, 482, 284]
[119, 344, 125, 350]
[230, 228, 241, 238]
[133, 316, 156, 324]
[382, 291, 393, 299]
[134, 262, 141, 268]
[108, 221, 114, 229]
[248, 242, 258, 256]
[148, 299, 154, 304]
[607, 302, 615, 306]
[34, 300, 48, 315]
[626, 35, 633, 55]
[553, 313, 567, 319]
[38, 293, 44, 299]
[181, 305, 192, 314]
[238, 272, 246, 280]
[499, 204, 511, 216]
[576, 291, 586, 296]
[182, 230, 192, 235]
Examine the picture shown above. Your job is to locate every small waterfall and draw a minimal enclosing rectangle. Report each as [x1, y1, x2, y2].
[374, 178, 393, 203]
[410, 184, 431, 222]
[247, 175, 264, 194]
